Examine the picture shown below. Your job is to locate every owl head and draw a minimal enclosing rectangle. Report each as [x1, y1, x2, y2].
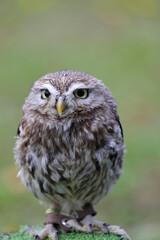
[23, 71, 116, 124]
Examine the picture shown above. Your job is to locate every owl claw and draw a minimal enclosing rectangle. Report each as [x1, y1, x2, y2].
[26, 224, 58, 240]
[79, 215, 131, 240]
[55, 232, 59, 240]
[107, 225, 131, 240]
[35, 235, 41, 240]
[103, 223, 110, 234]
[89, 223, 94, 238]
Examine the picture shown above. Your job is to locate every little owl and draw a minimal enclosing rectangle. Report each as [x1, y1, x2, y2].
[14, 71, 130, 240]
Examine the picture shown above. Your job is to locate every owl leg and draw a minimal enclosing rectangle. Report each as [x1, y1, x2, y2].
[26, 203, 63, 240]
[63, 203, 97, 233]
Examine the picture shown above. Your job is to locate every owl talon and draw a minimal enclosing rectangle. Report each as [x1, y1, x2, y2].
[79, 215, 131, 240]
[89, 223, 94, 238]
[107, 225, 131, 240]
[35, 235, 41, 240]
[55, 232, 59, 240]
[103, 223, 110, 234]
[28, 224, 58, 240]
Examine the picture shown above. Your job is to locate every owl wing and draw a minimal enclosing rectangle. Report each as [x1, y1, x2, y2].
[115, 113, 124, 140]
[16, 121, 24, 137]
[104, 113, 124, 168]
[17, 124, 21, 136]
[16, 119, 26, 138]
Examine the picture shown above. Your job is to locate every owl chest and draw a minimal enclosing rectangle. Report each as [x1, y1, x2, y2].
[41, 143, 109, 202]
[45, 137, 101, 182]
[48, 133, 109, 186]
[24, 124, 112, 202]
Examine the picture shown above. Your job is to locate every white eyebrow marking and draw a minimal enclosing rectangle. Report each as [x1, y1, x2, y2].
[66, 83, 88, 94]
[41, 84, 59, 95]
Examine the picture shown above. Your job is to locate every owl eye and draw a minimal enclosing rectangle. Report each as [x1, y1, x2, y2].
[41, 89, 50, 99]
[74, 89, 89, 99]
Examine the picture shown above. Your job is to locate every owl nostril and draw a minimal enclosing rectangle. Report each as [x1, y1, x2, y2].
[61, 95, 66, 101]
[56, 95, 60, 102]
[56, 95, 66, 102]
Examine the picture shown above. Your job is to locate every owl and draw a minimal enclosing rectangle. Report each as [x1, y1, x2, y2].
[14, 71, 130, 240]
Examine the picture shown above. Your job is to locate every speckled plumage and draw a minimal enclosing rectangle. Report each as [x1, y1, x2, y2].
[14, 70, 124, 216]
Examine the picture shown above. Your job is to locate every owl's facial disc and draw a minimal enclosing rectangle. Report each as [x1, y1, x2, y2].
[38, 82, 93, 118]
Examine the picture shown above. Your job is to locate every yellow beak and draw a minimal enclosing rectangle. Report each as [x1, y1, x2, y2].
[56, 97, 66, 116]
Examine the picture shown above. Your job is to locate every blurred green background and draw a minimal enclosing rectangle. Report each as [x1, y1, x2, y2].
[0, 0, 160, 239]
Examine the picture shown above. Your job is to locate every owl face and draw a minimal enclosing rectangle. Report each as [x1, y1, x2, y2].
[23, 71, 114, 123]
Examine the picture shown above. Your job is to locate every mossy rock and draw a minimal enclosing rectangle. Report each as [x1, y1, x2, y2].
[0, 226, 127, 240]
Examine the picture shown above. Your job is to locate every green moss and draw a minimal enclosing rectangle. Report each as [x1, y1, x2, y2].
[0, 226, 126, 240]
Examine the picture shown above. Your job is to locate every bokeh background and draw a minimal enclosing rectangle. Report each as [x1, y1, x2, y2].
[0, 0, 160, 239]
